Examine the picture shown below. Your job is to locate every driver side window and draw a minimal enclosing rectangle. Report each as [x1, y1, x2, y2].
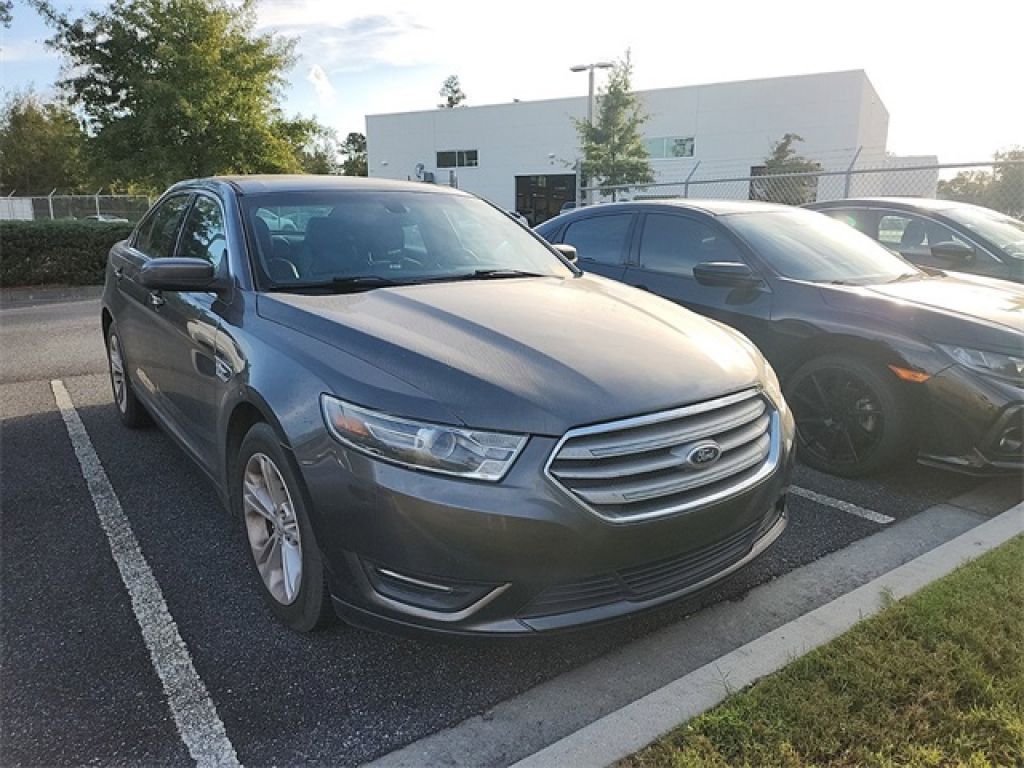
[639, 214, 743, 276]
[177, 196, 227, 269]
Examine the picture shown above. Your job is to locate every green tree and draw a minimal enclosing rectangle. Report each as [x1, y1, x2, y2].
[0, 90, 89, 193]
[438, 75, 466, 108]
[750, 133, 823, 205]
[1, 1, 12, 27]
[574, 52, 653, 201]
[938, 148, 1024, 217]
[340, 131, 367, 176]
[33, 0, 330, 189]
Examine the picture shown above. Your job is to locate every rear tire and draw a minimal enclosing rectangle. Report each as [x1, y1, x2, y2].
[106, 324, 150, 428]
[785, 355, 914, 477]
[233, 423, 335, 632]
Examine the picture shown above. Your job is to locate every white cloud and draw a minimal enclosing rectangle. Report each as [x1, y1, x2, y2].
[306, 64, 336, 103]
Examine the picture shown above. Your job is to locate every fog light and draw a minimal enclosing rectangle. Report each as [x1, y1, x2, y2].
[363, 561, 501, 614]
[997, 426, 1022, 455]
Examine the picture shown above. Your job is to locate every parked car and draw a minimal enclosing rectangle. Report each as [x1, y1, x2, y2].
[536, 201, 1024, 478]
[506, 209, 530, 227]
[84, 214, 131, 224]
[102, 176, 794, 635]
[806, 198, 1024, 284]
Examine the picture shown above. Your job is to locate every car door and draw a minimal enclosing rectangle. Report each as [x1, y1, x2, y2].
[143, 193, 233, 471]
[558, 212, 636, 280]
[874, 210, 1008, 279]
[112, 193, 194, 404]
[622, 212, 773, 349]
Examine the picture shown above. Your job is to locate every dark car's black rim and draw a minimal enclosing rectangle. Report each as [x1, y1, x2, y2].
[790, 368, 885, 467]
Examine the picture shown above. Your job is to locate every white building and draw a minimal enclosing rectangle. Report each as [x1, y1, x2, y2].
[367, 70, 934, 224]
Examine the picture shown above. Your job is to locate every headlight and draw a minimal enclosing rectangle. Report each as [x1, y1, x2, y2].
[321, 395, 527, 481]
[762, 361, 787, 412]
[937, 344, 1024, 383]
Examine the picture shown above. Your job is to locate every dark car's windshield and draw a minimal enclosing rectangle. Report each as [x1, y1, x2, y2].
[943, 206, 1024, 258]
[242, 190, 572, 290]
[727, 209, 920, 285]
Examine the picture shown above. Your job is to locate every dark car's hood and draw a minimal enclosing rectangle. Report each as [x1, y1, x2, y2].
[257, 275, 764, 436]
[820, 272, 1024, 352]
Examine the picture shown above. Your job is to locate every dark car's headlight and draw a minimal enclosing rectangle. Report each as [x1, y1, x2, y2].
[321, 395, 527, 481]
[937, 344, 1024, 383]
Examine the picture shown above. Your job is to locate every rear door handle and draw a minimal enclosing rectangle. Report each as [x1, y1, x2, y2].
[148, 291, 165, 308]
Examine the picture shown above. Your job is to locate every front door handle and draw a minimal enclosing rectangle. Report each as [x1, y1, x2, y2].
[113, 265, 124, 280]
[148, 291, 165, 308]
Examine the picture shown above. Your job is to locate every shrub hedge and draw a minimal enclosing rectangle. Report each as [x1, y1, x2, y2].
[0, 219, 134, 286]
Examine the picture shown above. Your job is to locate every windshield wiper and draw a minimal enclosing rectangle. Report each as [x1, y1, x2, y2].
[271, 275, 408, 294]
[464, 269, 546, 279]
[888, 272, 924, 283]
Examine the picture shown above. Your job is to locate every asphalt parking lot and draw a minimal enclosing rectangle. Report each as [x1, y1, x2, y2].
[1, 288, 1018, 767]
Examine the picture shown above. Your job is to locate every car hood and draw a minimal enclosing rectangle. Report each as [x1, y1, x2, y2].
[257, 275, 763, 436]
[820, 272, 1024, 353]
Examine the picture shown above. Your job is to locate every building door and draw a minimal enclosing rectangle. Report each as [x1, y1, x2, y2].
[515, 174, 576, 226]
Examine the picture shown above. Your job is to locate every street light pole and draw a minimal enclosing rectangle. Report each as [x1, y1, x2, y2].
[570, 61, 613, 206]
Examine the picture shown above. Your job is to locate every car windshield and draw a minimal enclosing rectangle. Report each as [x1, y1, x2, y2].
[727, 209, 920, 285]
[242, 190, 572, 290]
[942, 206, 1024, 257]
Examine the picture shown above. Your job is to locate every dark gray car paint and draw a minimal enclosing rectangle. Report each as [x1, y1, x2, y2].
[102, 176, 793, 634]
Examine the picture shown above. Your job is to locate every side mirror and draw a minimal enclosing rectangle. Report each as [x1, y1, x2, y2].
[138, 258, 218, 292]
[930, 241, 974, 261]
[693, 261, 759, 288]
[553, 243, 579, 264]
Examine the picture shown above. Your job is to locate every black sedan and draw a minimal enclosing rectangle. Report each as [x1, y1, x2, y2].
[101, 177, 794, 635]
[807, 197, 1024, 284]
[536, 201, 1024, 478]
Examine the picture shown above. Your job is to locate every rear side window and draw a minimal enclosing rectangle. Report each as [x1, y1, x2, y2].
[638, 215, 742, 276]
[136, 195, 191, 259]
[562, 214, 633, 265]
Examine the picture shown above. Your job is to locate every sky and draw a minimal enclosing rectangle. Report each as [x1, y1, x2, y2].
[1, 0, 1021, 164]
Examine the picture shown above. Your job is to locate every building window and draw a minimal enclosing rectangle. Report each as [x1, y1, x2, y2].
[644, 136, 695, 159]
[437, 149, 479, 168]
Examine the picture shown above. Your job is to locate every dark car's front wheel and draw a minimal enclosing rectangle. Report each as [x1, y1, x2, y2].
[786, 355, 913, 477]
[106, 324, 150, 428]
[235, 423, 335, 632]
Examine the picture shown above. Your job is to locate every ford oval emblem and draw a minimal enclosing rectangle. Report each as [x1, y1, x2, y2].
[685, 441, 722, 468]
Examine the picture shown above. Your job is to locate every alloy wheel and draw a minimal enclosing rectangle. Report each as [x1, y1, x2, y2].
[790, 367, 885, 468]
[108, 334, 127, 413]
[242, 453, 303, 605]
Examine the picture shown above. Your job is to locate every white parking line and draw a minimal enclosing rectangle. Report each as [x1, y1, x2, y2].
[51, 380, 241, 768]
[790, 485, 895, 525]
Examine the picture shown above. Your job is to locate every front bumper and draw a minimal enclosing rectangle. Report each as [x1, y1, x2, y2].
[294, 405, 796, 636]
[917, 364, 1024, 475]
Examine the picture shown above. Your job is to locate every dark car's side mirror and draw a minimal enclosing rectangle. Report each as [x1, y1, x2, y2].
[693, 261, 759, 288]
[138, 258, 219, 292]
[930, 241, 974, 262]
[553, 244, 579, 264]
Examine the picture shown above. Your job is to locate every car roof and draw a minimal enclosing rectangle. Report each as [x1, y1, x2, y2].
[547, 199, 793, 219]
[808, 197, 962, 212]
[170, 175, 468, 197]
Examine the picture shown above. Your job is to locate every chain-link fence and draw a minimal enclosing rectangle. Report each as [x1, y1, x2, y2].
[584, 160, 1024, 219]
[0, 194, 152, 223]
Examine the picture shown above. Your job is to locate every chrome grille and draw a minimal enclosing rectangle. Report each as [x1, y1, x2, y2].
[546, 389, 778, 523]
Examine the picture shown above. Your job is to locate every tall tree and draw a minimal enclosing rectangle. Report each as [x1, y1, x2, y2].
[1, 1, 12, 27]
[340, 132, 367, 176]
[0, 90, 89, 193]
[438, 75, 466, 108]
[33, 0, 330, 189]
[574, 52, 653, 201]
[750, 133, 823, 205]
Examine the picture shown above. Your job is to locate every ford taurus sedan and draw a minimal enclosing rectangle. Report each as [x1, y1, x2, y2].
[101, 176, 794, 635]
[536, 201, 1024, 478]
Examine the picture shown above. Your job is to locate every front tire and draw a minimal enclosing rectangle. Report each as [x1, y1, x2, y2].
[785, 355, 914, 477]
[106, 324, 150, 428]
[234, 423, 335, 632]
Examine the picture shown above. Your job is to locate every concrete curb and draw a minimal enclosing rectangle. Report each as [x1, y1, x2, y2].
[510, 502, 1024, 768]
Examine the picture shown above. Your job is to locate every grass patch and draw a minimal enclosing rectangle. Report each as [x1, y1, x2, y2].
[621, 535, 1024, 768]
